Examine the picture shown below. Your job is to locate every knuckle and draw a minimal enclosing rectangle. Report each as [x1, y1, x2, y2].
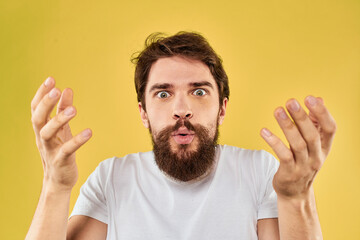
[306, 134, 320, 144]
[39, 128, 49, 140]
[332, 122, 337, 133]
[30, 100, 36, 111]
[273, 138, 282, 148]
[317, 105, 327, 115]
[282, 152, 294, 163]
[59, 146, 71, 158]
[53, 115, 64, 127]
[42, 95, 52, 105]
[42, 92, 57, 107]
[283, 120, 294, 130]
[311, 159, 323, 171]
[294, 141, 307, 152]
[73, 136, 83, 146]
[297, 112, 308, 123]
[326, 122, 337, 134]
[59, 144, 74, 159]
[31, 115, 42, 126]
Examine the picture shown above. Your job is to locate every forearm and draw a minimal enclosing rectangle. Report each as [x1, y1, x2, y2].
[26, 181, 72, 240]
[277, 189, 322, 240]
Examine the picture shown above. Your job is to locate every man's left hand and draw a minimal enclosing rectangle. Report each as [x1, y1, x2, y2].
[261, 96, 336, 199]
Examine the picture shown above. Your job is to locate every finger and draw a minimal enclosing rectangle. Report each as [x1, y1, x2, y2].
[57, 88, 73, 114]
[58, 129, 92, 160]
[40, 106, 76, 141]
[274, 107, 308, 163]
[285, 99, 321, 158]
[31, 88, 61, 133]
[308, 97, 323, 129]
[260, 128, 295, 169]
[304, 96, 337, 155]
[31, 77, 55, 113]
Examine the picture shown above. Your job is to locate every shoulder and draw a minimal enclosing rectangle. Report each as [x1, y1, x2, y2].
[93, 150, 155, 179]
[218, 144, 279, 172]
[218, 144, 276, 161]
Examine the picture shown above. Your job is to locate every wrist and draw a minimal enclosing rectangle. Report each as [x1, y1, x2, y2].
[277, 187, 323, 239]
[277, 187, 317, 215]
[42, 178, 73, 196]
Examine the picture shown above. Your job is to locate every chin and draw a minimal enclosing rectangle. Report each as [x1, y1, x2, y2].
[170, 139, 199, 156]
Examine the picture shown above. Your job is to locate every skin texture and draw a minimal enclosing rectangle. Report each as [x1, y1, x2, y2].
[138, 56, 227, 182]
[139, 56, 227, 150]
[26, 56, 336, 240]
[260, 96, 336, 239]
[26, 77, 96, 240]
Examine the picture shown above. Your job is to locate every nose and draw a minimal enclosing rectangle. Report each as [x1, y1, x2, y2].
[172, 95, 193, 120]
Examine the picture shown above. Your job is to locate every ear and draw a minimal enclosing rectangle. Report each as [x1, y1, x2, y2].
[139, 102, 150, 128]
[218, 98, 228, 125]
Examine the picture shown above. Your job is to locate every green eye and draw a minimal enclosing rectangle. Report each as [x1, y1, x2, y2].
[157, 91, 170, 98]
[193, 89, 206, 96]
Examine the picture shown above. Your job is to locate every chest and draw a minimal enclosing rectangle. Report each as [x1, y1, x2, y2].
[105, 169, 259, 240]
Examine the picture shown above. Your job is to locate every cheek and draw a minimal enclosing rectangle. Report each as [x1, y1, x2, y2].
[147, 111, 170, 134]
[203, 111, 220, 137]
[207, 121, 219, 138]
[195, 105, 220, 123]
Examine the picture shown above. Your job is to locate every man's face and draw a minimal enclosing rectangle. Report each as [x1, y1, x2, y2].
[139, 56, 227, 181]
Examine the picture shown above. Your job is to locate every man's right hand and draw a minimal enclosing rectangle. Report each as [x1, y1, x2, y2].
[31, 77, 92, 192]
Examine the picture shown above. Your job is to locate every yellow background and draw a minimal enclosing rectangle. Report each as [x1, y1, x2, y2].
[1, 0, 359, 239]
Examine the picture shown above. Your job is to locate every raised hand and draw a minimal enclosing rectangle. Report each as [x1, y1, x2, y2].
[260, 96, 336, 199]
[31, 77, 92, 192]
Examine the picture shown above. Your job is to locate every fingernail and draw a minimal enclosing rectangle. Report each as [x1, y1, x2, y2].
[44, 77, 53, 87]
[64, 107, 74, 116]
[261, 128, 272, 137]
[289, 100, 300, 112]
[307, 96, 317, 106]
[278, 108, 287, 120]
[82, 129, 92, 138]
[49, 88, 59, 98]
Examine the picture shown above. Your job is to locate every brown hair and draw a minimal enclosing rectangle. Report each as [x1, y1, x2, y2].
[131, 31, 230, 110]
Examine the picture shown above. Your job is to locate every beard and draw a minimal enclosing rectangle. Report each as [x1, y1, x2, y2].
[150, 119, 219, 182]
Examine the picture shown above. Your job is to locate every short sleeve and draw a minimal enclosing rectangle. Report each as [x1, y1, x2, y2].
[69, 159, 113, 224]
[257, 151, 279, 220]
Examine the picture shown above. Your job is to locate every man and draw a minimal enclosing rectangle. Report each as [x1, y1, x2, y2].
[26, 32, 336, 239]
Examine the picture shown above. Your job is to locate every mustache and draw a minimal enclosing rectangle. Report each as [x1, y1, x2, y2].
[172, 119, 196, 132]
[152, 119, 197, 144]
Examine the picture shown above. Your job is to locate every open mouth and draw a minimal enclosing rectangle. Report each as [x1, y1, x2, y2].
[172, 128, 195, 144]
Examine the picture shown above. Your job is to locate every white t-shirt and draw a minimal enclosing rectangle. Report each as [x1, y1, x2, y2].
[70, 145, 279, 240]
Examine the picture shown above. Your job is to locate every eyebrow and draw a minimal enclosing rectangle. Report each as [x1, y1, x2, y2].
[149, 83, 174, 93]
[189, 81, 214, 89]
[148, 81, 214, 93]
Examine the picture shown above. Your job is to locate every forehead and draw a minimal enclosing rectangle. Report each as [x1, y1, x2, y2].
[147, 56, 216, 88]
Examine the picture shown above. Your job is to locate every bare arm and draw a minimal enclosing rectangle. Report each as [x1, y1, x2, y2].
[26, 77, 95, 240]
[26, 184, 72, 240]
[258, 218, 280, 240]
[67, 216, 107, 240]
[277, 189, 322, 239]
[260, 96, 336, 239]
